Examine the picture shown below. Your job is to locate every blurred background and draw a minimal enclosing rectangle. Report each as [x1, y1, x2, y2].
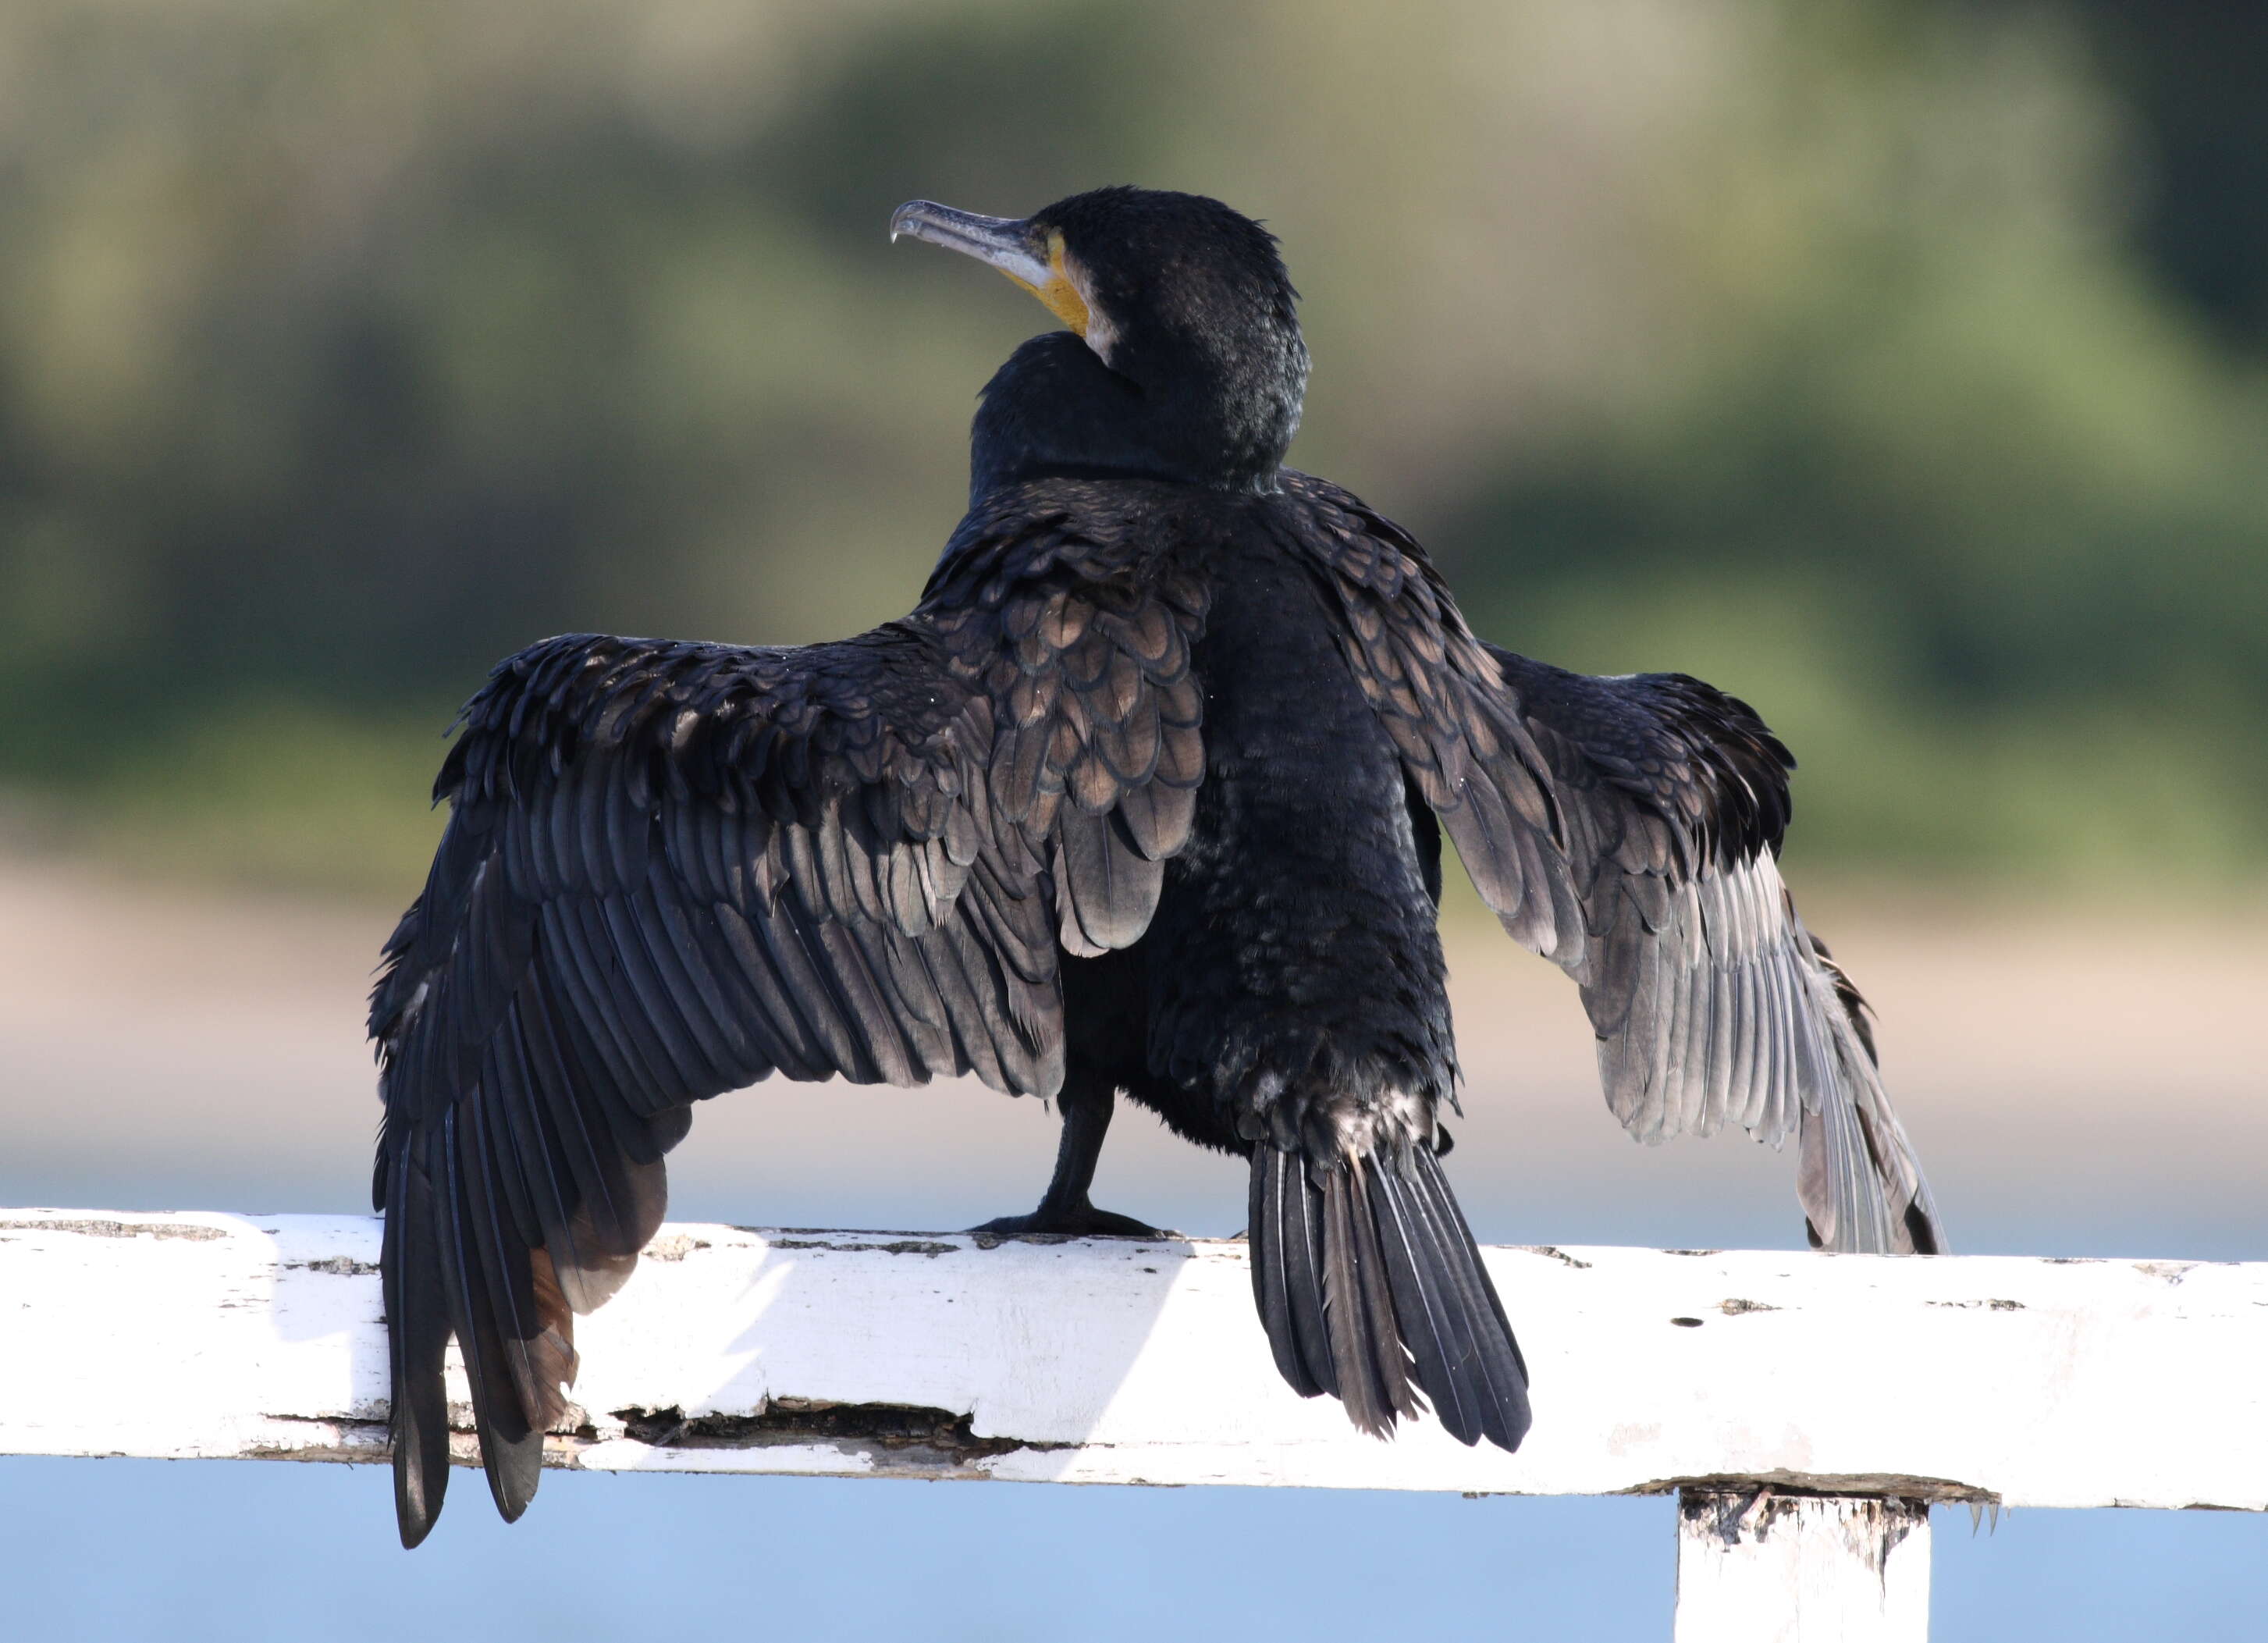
[2, 0, 2262, 1637]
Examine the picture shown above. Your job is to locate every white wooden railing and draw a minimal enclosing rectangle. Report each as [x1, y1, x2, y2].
[2, 1209, 2261, 1639]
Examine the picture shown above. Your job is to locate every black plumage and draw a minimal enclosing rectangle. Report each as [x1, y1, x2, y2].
[371, 186, 1943, 1545]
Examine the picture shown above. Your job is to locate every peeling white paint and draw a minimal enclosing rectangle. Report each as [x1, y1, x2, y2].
[0, 1210, 2262, 1513]
[1676, 1490, 1931, 1643]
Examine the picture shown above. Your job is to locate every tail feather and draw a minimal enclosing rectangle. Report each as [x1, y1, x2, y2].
[1408, 1148, 1527, 1382]
[1249, 1142, 1530, 1452]
[1378, 1149, 1530, 1448]
[1321, 1158, 1420, 1436]
[1367, 1161, 1477, 1439]
[1249, 1147, 1332, 1398]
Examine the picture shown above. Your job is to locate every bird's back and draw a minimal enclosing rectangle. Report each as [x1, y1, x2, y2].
[1129, 501, 1458, 1136]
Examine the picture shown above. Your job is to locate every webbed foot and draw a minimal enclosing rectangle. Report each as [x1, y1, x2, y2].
[969, 1203, 1169, 1239]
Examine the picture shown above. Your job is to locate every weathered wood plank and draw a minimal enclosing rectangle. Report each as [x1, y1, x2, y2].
[2, 1209, 2261, 1510]
[1675, 1489, 1931, 1643]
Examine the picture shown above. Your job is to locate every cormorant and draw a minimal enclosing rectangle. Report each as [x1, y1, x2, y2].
[370, 186, 1944, 1546]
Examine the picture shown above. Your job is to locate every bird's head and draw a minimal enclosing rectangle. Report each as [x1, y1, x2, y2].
[892, 187, 1309, 499]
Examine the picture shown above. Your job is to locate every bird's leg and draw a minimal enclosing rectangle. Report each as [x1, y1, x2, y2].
[970, 1069, 1167, 1239]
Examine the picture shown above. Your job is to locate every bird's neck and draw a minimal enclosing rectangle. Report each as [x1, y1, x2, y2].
[969, 333, 1304, 503]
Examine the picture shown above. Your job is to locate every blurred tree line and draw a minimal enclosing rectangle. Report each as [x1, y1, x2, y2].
[1, 0, 2262, 899]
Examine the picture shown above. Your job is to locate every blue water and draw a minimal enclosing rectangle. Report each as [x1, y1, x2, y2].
[2, 1456, 2260, 1641]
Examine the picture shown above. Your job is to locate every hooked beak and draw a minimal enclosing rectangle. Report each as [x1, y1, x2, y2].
[891, 199, 1094, 339]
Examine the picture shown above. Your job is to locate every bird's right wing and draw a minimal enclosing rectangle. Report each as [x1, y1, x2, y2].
[1274, 471, 1941, 1259]
[1483, 652, 1944, 1259]
[370, 502, 1207, 1544]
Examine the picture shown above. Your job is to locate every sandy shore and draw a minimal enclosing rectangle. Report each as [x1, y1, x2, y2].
[2, 852, 2259, 1255]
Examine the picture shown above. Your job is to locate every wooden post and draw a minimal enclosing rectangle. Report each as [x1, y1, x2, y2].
[1676, 1488, 1930, 1642]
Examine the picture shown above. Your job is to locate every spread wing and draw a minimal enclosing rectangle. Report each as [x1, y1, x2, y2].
[1275, 471, 1943, 1261]
[1484, 653, 1943, 1260]
[369, 504, 1205, 1544]
[1266, 474, 1577, 955]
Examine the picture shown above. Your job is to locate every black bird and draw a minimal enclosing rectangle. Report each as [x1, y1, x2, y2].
[370, 186, 1944, 1546]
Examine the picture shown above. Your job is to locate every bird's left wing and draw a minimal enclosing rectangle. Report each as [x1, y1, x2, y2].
[370, 503, 1207, 1544]
[369, 626, 1042, 1545]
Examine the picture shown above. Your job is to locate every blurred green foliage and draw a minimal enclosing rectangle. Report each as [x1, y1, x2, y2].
[1, 0, 2262, 902]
